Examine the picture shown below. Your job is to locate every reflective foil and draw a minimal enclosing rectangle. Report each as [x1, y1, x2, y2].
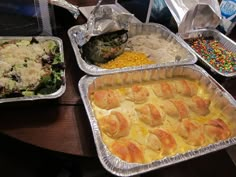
[68, 23, 197, 76]
[165, 0, 222, 33]
[178, 28, 236, 77]
[79, 65, 236, 176]
[76, 4, 133, 47]
[50, 0, 80, 19]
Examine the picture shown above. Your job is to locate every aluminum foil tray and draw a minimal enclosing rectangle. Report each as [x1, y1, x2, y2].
[79, 65, 236, 176]
[68, 23, 197, 76]
[0, 36, 66, 103]
[178, 29, 236, 78]
[79, 4, 140, 23]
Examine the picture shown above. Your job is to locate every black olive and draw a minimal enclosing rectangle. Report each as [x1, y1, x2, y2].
[30, 37, 39, 44]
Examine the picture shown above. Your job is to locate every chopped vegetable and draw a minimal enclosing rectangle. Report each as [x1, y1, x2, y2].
[0, 38, 65, 98]
[81, 30, 128, 64]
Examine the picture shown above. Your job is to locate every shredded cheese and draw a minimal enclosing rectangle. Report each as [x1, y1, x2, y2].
[0, 40, 54, 92]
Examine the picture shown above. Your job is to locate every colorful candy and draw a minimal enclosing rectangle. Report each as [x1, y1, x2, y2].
[186, 37, 236, 74]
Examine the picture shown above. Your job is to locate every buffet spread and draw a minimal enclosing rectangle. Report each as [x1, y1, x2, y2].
[1, 0, 235, 176]
[70, 1, 236, 176]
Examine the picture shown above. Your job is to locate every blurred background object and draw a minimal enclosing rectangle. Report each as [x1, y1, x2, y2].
[0, 0, 79, 36]
[0, 0, 53, 35]
[217, 0, 236, 35]
[149, 0, 177, 32]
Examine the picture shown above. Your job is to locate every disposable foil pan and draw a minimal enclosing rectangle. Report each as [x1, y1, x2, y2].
[178, 29, 236, 78]
[0, 36, 66, 104]
[79, 65, 236, 176]
[68, 23, 197, 76]
[79, 4, 140, 23]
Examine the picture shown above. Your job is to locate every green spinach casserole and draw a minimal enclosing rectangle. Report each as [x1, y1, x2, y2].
[0, 38, 65, 98]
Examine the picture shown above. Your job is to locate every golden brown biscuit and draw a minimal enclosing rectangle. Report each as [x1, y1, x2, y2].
[161, 99, 189, 120]
[99, 111, 130, 139]
[188, 96, 211, 116]
[175, 80, 198, 97]
[152, 82, 176, 99]
[110, 139, 145, 163]
[126, 85, 149, 103]
[135, 103, 165, 127]
[177, 119, 205, 146]
[93, 89, 120, 110]
[147, 128, 177, 155]
[204, 118, 231, 141]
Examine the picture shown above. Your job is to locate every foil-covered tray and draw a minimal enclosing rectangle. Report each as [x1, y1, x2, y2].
[79, 4, 140, 23]
[79, 65, 236, 176]
[0, 36, 66, 103]
[68, 23, 197, 76]
[178, 29, 236, 78]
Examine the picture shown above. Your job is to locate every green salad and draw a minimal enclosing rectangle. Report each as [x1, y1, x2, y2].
[0, 37, 65, 98]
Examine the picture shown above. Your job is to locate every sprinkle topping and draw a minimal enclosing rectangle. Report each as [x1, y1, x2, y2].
[186, 37, 236, 74]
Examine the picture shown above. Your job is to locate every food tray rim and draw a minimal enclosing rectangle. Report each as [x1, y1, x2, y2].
[177, 28, 236, 78]
[78, 64, 236, 176]
[0, 36, 66, 103]
[68, 22, 198, 76]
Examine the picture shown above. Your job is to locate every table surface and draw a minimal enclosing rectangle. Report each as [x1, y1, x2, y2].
[0, 0, 236, 176]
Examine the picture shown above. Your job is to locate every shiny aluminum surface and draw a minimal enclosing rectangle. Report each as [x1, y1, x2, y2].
[79, 65, 236, 176]
[68, 23, 197, 76]
[165, 0, 221, 34]
[178, 28, 236, 77]
[0, 36, 66, 103]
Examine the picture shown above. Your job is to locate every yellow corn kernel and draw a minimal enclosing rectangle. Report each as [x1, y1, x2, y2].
[98, 51, 155, 69]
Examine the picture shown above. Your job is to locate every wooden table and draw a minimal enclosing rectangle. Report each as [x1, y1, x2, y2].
[0, 0, 120, 157]
[0, 0, 236, 176]
[0, 1, 98, 156]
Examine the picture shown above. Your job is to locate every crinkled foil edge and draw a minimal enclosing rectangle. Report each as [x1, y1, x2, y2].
[79, 65, 236, 176]
[68, 23, 197, 76]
